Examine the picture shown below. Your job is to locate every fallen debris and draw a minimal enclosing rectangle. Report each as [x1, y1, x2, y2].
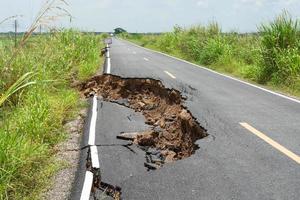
[81, 74, 207, 163]
[135, 131, 159, 147]
[99, 182, 121, 200]
[117, 132, 140, 141]
[144, 162, 160, 170]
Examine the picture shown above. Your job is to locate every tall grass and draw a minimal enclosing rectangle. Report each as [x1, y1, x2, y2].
[259, 11, 300, 85]
[122, 11, 300, 96]
[0, 30, 103, 199]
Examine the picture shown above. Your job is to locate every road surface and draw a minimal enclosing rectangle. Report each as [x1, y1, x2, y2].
[73, 38, 300, 200]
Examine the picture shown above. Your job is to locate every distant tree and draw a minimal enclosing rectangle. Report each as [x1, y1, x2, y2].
[114, 27, 127, 34]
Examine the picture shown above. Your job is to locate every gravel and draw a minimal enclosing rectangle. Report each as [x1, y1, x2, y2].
[42, 109, 86, 200]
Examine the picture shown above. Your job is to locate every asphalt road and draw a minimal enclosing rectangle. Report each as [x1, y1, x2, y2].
[76, 38, 300, 200]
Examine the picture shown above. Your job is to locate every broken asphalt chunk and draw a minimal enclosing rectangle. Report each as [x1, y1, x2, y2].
[144, 162, 160, 170]
[81, 74, 207, 162]
[116, 132, 139, 141]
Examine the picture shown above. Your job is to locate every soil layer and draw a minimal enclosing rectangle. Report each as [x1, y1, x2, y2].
[81, 74, 207, 162]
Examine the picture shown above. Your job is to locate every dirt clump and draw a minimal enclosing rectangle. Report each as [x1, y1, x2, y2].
[81, 74, 207, 162]
[135, 131, 159, 146]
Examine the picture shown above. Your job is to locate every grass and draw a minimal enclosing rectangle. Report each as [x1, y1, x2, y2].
[0, 72, 36, 106]
[120, 11, 300, 97]
[0, 30, 105, 199]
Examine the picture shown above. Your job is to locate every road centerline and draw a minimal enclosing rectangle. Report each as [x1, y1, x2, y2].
[121, 38, 300, 104]
[143, 57, 149, 61]
[240, 122, 300, 164]
[164, 70, 176, 79]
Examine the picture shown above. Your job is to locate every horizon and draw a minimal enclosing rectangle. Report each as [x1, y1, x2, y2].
[0, 1, 300, 33]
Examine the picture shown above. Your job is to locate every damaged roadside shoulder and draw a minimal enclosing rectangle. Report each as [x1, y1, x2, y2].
[70, 74, 209, 200]
[43, 108, 87, 200]
[69, 98, 93, 200]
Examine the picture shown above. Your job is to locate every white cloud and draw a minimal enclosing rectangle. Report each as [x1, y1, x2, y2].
[240, 0, 265, 7]
[196, 0, 208, 7]
[277, 0, 298, 6]
[240, 0, 300, 7]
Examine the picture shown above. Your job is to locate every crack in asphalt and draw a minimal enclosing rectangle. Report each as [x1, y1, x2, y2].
[78, 74, 210, 199]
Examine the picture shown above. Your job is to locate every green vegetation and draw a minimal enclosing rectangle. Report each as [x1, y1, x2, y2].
[0, 30, 103, 199]
[259, 11, 300, 87]
[122, 12, 300, 96]
[114, 27, 127, 34]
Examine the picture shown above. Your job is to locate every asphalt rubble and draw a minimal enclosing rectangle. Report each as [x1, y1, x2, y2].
[80, 74, 208, 199]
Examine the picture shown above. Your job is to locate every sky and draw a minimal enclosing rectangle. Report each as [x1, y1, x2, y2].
[0, 0, 300, 33]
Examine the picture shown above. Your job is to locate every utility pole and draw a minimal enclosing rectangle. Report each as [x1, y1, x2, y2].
[14, 19, 17, 48]
[39, 24, 42, 35]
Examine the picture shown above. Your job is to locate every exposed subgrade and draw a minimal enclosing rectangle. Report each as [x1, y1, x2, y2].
[80, 74, 208, 199]
[81, 74, 208, 163]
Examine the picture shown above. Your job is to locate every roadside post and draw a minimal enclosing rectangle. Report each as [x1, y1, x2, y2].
[104, 38, 112, 58]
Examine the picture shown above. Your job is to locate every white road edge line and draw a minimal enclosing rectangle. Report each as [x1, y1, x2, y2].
[105, 45, 111, 74]
[164, 70, 176, 79]
[90, 145, 100, 168]
[120, 38, 300, 104]
[88, 96, 98, 146]
[80, 171, 93, 200]
[144, 57, 149, 61]
[81, 96, 100, 199]
[106, 57, 111, 74]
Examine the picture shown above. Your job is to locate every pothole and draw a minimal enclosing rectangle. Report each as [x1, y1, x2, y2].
[81, 74, 208, 165]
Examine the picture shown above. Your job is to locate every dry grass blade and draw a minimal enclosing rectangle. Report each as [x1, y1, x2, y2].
[1, 0, 71, 107]
[20, 0, 71, 46]
[4, 0, 71, 68]
[0, 15, 22, 25]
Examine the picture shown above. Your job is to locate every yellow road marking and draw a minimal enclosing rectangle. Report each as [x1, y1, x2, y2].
[164, 70, 176, 79]
[240, 122, 300, 164]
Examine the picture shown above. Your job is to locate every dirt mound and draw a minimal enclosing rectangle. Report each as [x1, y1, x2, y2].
[81, 74, 207, 161]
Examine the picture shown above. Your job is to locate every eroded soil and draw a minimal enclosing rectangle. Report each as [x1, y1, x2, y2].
[81, 74, 207, 163]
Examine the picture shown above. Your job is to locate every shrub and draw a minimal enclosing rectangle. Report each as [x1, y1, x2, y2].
[199, 36, 231, 65]
[156, 32, 177, 53]
[271, 48, 300, 84]
[259, 11, 300, 84]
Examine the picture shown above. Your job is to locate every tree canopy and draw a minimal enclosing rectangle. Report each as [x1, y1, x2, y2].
[114, 27, 127, 34]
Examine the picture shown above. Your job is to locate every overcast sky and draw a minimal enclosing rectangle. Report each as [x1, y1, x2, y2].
[0, 0, 300, 33]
